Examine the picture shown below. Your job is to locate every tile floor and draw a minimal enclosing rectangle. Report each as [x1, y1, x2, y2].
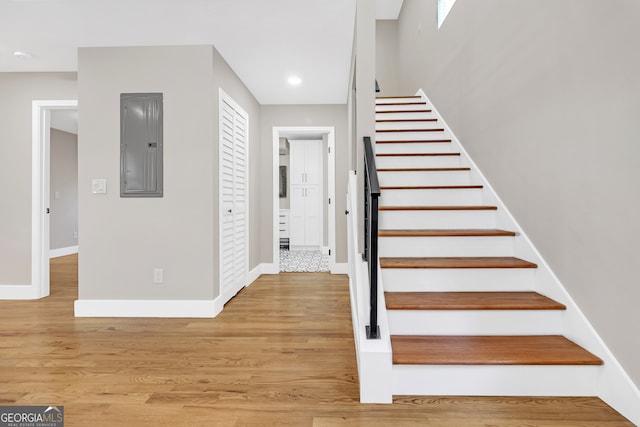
[279, 249, 329, 273]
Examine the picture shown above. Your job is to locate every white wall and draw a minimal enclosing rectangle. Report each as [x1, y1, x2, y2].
[376, 20, 400, 96]
[50, 128, 78, 251]
[0, 73, 77, 286]
[396, 0, 640, 387]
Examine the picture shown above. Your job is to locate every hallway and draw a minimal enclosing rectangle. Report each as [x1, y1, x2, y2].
[0, 255, 631, 426]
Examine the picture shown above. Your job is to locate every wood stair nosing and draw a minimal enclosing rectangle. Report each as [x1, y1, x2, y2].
[379, 205, 497, 211]
[376, 102, 426, 106]
[377, 128, 445, 133]
[376, 109, 433, 114]
[379, 229, 515, 237]
[376, 153, 460, 157]
[390, 335, 603, 366]
[376, 95, 421, 99]
[380, 257, 538, 269]
[377, 167, 471, 172]
[380, 185, 483, 190]
[376, 119, 438, 123]
[376, 139, 452, 144]
[384, 291, 566, 311]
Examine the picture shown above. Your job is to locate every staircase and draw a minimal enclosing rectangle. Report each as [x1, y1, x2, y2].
[375, 95, 603, 396]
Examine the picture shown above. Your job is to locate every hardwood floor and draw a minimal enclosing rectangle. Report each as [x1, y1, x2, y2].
[0, 254, 632, 426]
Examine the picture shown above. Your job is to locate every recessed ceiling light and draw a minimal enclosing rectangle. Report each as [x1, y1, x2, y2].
[14, 51, 33, 59]
[288, 76, 302, 86]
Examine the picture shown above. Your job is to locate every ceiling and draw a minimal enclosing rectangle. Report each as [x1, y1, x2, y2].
[1, 0, 403, 105]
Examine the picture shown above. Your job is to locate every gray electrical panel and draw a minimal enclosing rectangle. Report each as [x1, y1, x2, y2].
[120, 93, 163, 197]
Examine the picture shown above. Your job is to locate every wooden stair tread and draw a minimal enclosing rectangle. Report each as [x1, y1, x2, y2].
[376, 152, 460, 157]
[377, 95, 421, 99]
[380, 257, 538, 269]
[385, 292, 565, 310]
[378, 167, 470, 172]
[376, 119, 437, 123]
[379, 205, 497, 211]
[380, 185, 483, 190]
[379, 229, 515, 237]
[376, 102, 426, 106]
[391, 335, 603, 365]
[376, 109, 433, 114]
[376, 139, 451, 144]
[377, 128, 444, 133]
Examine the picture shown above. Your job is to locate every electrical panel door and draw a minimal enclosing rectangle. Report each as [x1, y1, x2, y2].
[120, 93, 163, 197]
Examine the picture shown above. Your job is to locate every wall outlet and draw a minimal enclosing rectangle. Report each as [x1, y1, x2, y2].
[153, 268, 164, 284]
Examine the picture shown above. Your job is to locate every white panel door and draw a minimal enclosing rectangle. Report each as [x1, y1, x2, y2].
[219, 90, 248, 304]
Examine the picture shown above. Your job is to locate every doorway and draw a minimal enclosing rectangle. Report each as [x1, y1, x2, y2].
[32, 100, 78, 299]
[272, 127, 336, 273]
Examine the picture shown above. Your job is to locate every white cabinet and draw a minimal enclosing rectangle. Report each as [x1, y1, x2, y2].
[289, 140, 323, 249]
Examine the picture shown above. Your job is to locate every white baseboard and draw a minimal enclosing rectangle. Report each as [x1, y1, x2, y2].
[331, 263, 348, 275]
[49, 245, 78, 259]
[74, 298, 223, 318]
[261, 263, 279, 275]
[0, 284, 42, 300]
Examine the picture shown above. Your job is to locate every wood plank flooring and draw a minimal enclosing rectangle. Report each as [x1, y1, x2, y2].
[0, 254, 632, 426]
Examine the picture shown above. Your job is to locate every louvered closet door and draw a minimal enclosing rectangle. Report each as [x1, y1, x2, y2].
[220, 92, 248, 304]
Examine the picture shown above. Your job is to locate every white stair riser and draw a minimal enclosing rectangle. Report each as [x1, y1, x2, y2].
[376, 121, 440, 131]
[378, 171, 471, 186]
[375, 142, 452, 154]
[376, 131, 447, 141]
[380, 189, 482, 206]
[379, 236, 514, 257]
[376, 112, 436, 121]
[376, 156, 460, 169]
[382, 269, 535, 292]
[379, 210, 496, 229]
[392, 365, 599, 396]
[387, 310, 563, 335]
[376, 104, 427, 112]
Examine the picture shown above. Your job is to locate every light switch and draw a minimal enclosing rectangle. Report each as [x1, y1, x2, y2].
[92, 179, 107, 194]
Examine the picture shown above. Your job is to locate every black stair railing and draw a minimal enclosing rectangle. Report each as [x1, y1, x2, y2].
[363, 136, 381, 339]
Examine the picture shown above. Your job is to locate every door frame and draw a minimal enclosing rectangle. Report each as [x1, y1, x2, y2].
[32, 100, 78, 299]
[272, 126, 336, 273]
